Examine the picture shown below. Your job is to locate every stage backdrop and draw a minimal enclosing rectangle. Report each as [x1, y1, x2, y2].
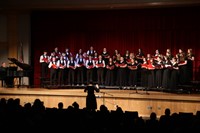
[31, 6, 200, 86]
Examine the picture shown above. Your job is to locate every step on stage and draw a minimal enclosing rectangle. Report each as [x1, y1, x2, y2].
[0, 85, 200, 118]
[45, 84, 200, 94]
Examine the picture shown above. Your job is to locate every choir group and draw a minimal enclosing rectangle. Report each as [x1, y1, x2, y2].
[39, 46, 194, 90]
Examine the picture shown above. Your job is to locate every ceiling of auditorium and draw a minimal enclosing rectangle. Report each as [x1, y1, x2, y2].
[0, 0, 200, 11]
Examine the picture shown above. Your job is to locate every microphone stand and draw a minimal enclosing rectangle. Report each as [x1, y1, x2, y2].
[129, 86, 149, 95]
[99, 91, 114, 105]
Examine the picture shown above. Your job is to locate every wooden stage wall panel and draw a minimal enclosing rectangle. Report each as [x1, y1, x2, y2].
[1, 87, 200, 117]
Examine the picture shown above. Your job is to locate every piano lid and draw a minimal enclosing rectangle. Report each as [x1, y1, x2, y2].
[8, 58, 32, 71]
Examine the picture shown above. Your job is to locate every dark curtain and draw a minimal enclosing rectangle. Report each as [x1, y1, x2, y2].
[31, 6, 200, 86]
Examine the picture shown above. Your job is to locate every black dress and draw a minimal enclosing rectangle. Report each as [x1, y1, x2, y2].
[155, 63, 163, 88]
[128, 63, 138, 86]
[162, 61, 172, 90]
[84, 84, 99, 111]
[169, 63, 179, 90]
[186, 54, 195, 83]
[141, 63, 148, 88]
[147, 64, 155, 89]
[105, 63, 115, 86]
[116, 61, 127, 87]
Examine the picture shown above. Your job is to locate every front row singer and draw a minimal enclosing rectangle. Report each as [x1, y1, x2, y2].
[48, 57, 58, 85]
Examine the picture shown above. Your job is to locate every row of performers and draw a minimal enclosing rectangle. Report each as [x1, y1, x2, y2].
[41, 53, 190, 90]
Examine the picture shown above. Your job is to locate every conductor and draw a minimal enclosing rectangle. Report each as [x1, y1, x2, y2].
[84, 81, 100, 111]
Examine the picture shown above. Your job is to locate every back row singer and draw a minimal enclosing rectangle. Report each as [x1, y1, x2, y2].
[39, 46, 195, 90]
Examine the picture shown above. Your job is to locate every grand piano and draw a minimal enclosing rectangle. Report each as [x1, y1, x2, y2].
[7, 58, 33, 88]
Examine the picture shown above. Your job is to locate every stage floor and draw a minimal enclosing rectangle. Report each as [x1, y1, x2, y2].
[1, 86, 200, 118]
